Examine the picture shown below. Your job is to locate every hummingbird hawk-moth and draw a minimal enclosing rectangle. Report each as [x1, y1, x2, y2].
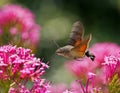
[56, 21, 95, 61]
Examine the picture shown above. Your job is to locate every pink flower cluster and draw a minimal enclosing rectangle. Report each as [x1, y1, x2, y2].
[0, 45, 49, 92]
[0, 45, 48, 80]
[103, 55, 120, 82]
[9, 79, 50, 93]
[0, 4, 40, 49]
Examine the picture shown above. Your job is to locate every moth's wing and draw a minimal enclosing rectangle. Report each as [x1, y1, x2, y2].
[71, 34, 91, 57]
[67, 21, 84, 46]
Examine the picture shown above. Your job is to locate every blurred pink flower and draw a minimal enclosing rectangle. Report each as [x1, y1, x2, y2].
[50, 73, 99, 93]
[49, 81, 91, 93]
[63, 90, 73, 93]
[65, 59, 96, 79]
[70, 81, 83, 93]
[69, 73, 99, 93]
[0, 4, 40, 49]
[49, 83, 67, 93]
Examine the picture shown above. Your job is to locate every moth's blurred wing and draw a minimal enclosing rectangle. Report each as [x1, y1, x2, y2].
[71, 34, 91, 57]
[67, 21, 84, 46]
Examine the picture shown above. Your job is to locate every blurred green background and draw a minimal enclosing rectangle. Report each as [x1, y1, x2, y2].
[1, 0, 120, 84]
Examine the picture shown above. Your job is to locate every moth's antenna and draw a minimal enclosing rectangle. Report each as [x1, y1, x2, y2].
[52, 40, 60, 48]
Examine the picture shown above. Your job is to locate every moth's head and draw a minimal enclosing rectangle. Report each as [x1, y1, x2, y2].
[56, 45, 73, 58]
[52, 40, 69, 57]
[56, 47, 69, 56]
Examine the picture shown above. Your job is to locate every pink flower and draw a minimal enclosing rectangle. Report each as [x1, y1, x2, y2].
[65, 59, 96, 79]
[30, 79, 50, 93]
[9, 84, 30, 93]
[75, 72, 96, 93]
[9, 79, 50, 93]
[0, 45, 49, 92]
[103, 55, 120, 82]
[50, 73, 98, 93]
[0, 4, 40, 49]
[67, 73, 99, 93]
[0, 44, 48, 80]
[90, 42, 120, 65]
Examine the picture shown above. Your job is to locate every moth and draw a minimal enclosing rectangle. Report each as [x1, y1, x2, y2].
[56, 21, 95, 61]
